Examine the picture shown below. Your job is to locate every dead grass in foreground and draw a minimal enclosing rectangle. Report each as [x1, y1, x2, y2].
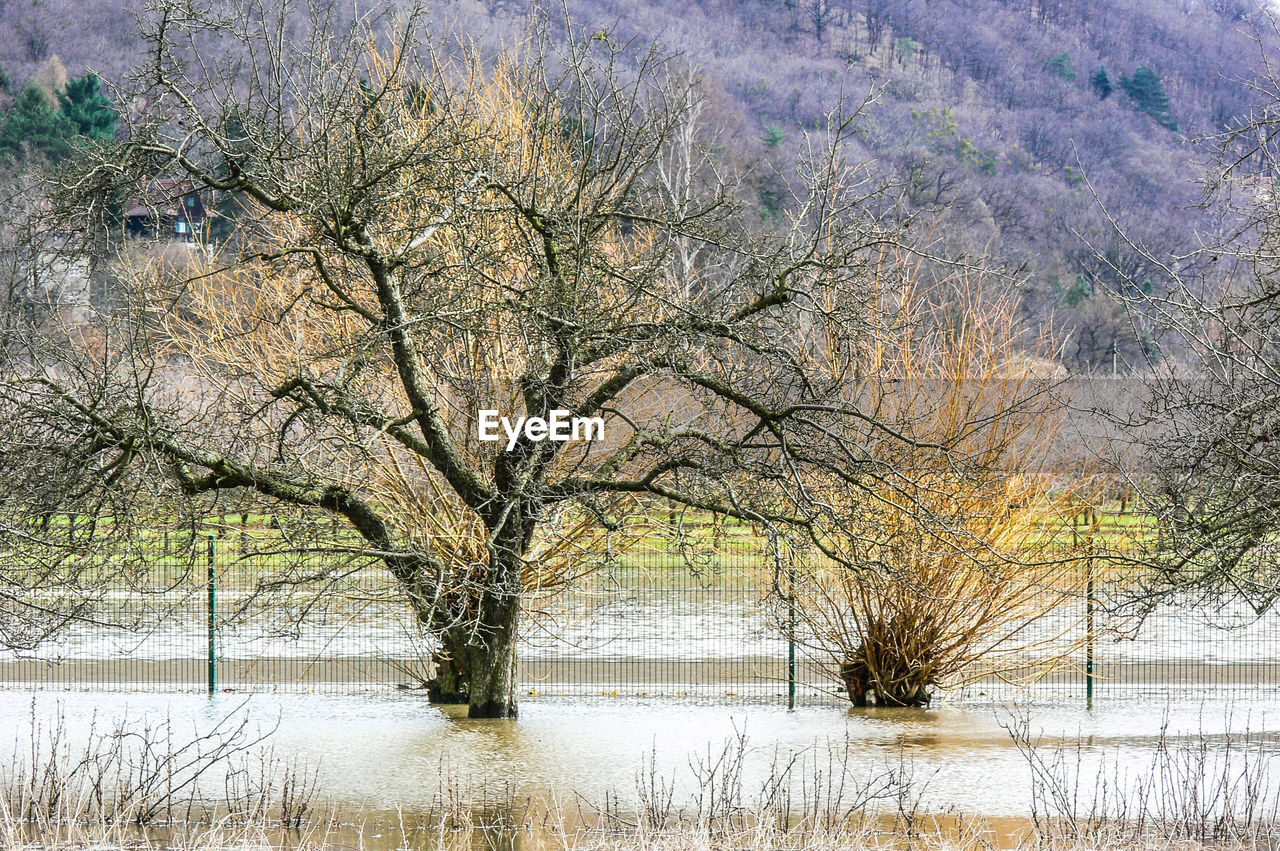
[3, 704, 1277, 850]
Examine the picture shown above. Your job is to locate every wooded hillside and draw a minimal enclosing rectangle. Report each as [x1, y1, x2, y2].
[0, 0, 1272, 370]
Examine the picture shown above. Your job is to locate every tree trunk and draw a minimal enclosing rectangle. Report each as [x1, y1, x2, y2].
[839, 652, 933, 708]
[839, 657, 871, 707]
[428, 633, 472, 705]
[874, 682, 932, 707]
[410, 530, 524, 718]
[424, 583, 521, 717]
[464, 582, 520, 718]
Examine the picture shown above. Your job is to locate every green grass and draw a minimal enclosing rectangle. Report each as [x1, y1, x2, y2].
[6, 501, 1162, 598]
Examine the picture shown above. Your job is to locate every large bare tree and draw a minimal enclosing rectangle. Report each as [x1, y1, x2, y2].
[0, 0, 986, 717]
[1102, 14, 1280, 616]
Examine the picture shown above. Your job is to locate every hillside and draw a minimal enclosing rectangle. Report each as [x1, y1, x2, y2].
[0, 0, 1272, 370]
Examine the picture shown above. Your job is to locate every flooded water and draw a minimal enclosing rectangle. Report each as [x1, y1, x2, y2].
[4, 573, 1280, 836]
[2, 689, 1277, 821]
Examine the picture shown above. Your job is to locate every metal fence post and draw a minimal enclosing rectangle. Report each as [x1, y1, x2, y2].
[787, 559, 797, 710]
[1086, 559, 1095, 709]
[207, 533, 217, 694]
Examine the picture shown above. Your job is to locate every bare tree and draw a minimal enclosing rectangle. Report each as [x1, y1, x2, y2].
[0, 0, 992, 718]
[864, 0, 892, 49]
[805, 0, 839, 44]
[1103, 13, 1280, 616]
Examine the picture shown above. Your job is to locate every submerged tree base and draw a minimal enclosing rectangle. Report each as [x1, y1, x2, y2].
[467, 700, 518, 719]
[426, 628, 520, 718]
[426, 688, 469, 705]
[838, 657, 934, 708]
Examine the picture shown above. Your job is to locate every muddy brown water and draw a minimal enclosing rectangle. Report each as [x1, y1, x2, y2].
[2, 690, 1277, 823]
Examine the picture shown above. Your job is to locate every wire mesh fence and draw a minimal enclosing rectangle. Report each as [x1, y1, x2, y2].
[2, 525, 1279, 705]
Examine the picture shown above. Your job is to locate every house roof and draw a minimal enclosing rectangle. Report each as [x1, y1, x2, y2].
[123, 178, 211, 219]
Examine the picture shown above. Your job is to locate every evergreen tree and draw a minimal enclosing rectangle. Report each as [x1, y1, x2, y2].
[1091, 67, 1112, 100]
[57, 73, 118, 142]
[0, 83, 77, 163]
[1044, 51, 1077, 81]
[1120, 66, 1178, 131]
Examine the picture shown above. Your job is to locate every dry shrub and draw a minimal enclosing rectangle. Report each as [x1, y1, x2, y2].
[1007, 708, 1280, 845]
[779, 271, 1099, 707]
[1, 701, 317, 829]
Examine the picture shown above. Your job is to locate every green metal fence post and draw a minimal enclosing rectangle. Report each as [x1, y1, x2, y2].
[1086, 560, 1095, 709]
[207, 533, 217, 694]
[787, 560, 797, 710]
